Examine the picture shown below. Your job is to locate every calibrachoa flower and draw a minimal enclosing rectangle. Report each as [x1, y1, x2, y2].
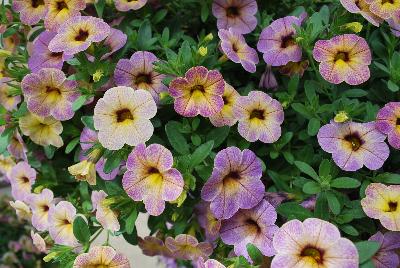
[259, 65, 278, 90]
[68, 159, 97, 185]
[0, 155, 15, 181]
[165, 234, 213, 261]
[317, 121, 390, 171]
[376, 102, 400, 149]
[8, 161, 36, 202]
[102, 28, 127, 59]
[196, 257, 226, 268]
[195, 201, 221, 242]
[31, 231, 47, 253]
[279, 60, 309, 77]
[340, 0, 383, 26]
[368, 231, 400, 268]
[122, 143, 184, 216]
[169, 66, 224, 117]
[0, 78, 21, 111]
[48, 16, 111, 55]
[209, 83, 240, 127]
[91, 190, 120, 232]
[12, 0, 47, 25]
[48, 201, 79, 247]
[73, 246, 130, 268]
[257, 16, 302, 66]
[44, 0, 86, 30]
[114, 51, 167, 103]
[361, 183, 400, 231]
[233, 91, 284, 143]
[220, 200, 278, 261]
[9, 200, 32, 221]
[388, 16, 400, 37]
[93, 87, 157, 150]
[271, 218, 359, 268]
[218, 28, 259, 73]
[114, 0, 147, 12]
[8, 131, 27, 161]
[22, 68, 79, 121]
[313, 34, 372, 85]
[26, 189, 54, 231]
[201, 146, 264, 219]
[365, 0, 400, 19]
[212, 0, 258, 34]
[138, 236, 173, 257]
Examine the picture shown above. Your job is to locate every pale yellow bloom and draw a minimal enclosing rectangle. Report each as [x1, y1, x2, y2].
[68, 160, 96, 185]
[9, 200, 32, 221]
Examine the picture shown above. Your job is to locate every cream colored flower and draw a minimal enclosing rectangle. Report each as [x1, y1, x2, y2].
[10, 200, 32, 221]
[68, 160, 96, 185]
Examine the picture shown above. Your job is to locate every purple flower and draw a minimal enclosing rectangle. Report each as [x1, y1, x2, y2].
[259, 65, 278, 90]
[48, 201, 79, 247]
[138, 236, 173, 257]
[195, 201, 221, 242]
[201, 146, 265, 219]
[8, 131, 27, 161]
[165, 234, 213, 261]
[114, 0, 147, 11]
[26, 188, 54, 231]
[102, 28, 127, 60]
[369, 231, 400, 268]
[264, 192, 290, 208]
[9, 161, 36, 202]
[376, 102, 400, 149]
[317, 121, 390, 171]
[0, 77, 21, 111]
[12, 0, 47, 25]
[195, 257, 226, 268]
[91, 190, 120, 232]
[340, 0, 383, 26]
[388, 16, 400, 37]
[209, 83, 240, 127]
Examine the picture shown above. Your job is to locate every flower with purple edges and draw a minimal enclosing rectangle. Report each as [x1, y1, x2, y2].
[196, 257, 226, 268]
[340, 0, 383, 26]
[218, 28, 259, 73]
[8, 161, 36, 202]
[114, 51, 167, 103]
[122, 143, 184, 216]
[44, 0, 86, 30]
[300, 195, 317, 211]
[279, 60, 309, 77]
[212, 0, 258, 34]
[201, 146, 265, 220]
[169, 66, 225, 117]
[0, 77, 21, 111]
[317, 121, 390, 171]
[233, 91, 284, 143]
[48, 201, 79, 247]
[257, 16, 302, 66]
[264, 192, 290, 208]
[195, 201, 221, 242]
[376, 102, 400, 149]
[368, 231, 400, 268]
[0, 155, 15, 182]
[220, 200, 278, 261]
[209, 83, 240, 127]
[91, 190, 120, 232]
[361, 183, 400, 231]
[313, 34, 372, 85]
[22, 68, 80, 121]
[114, 0, 147, 12]
[365, 0, 400, 19]
[9, 200, 32, 221]
[12, 0, 47, 25]
[26, 188, 54, 231]
[31, 231, 47, 253]
[388, 13, 400, 37]
[6, 130, 27, 161]
[138, 236, 173, 257]
[259, 65, 278, 90]
[165, 234, 213, 261]
[102, 28, 127, 60]
[48, 16, 110, 56]
[73, 246, 130, 268]
[271, 218, 359, 268]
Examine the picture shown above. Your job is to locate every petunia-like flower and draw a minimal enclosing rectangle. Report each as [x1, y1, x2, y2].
[26, 188, 54, 231]
[165, 234, 213, 261]
[221, 200, 278, 262]
[259, 65, 278, 90]
[12, 0, 47, 25]
[212, 0, 258, 34]
[264, 192, 290, 208]
[279, 60, 309, 77]
[48, 16, 110, 56]
[93, 87, 157, 150]
[122, 143, 184, 216]
[114, 0, 147, 12]
[31, 231, 48, 253]
[169, 66, 225, 117]
[19, 112, 64, 148]
[365, 0, 400, 19]
[233, 91, 284, 143]
[368, 231, 400, 268]
[209, 83, 240, 127]
[0, 78, 21, 111]
[68, 160, 97, 185]
[271, 218, 359, 268]
[138, 236, 173, 257]
[340, 0, 383, 26]
[201, 146, 265, 219]
[91, 190, 120, 232]
[257, 16, 302, 66]
[22, 68, 79, 121]
[218, 28, 259, 73]
[376, 102, 400, 149]
[102, 28, 127, 60]
[44, 0, 86, 30]
[48, 201, 79, 247]
[8, 131, 28, 161]
[9, 200, 32, 221]
[388, 16, 400, 37]
[8, 161, 36, 202]
[0, 155, 15, 182]
[361, 183, 400, 231]
[195, 201, 221, 242]
[73, 246, 130, 268]
[313, 34, 371, 85]
[317, 121, 390, 171]
[114, 51, 167, 103]
[196, 257, 226, 268]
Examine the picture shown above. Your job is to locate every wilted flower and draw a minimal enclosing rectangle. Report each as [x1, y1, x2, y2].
[91, 190, 120, 232]
[26, 188, 54, 231]
[196, 257, 226, 268]
[68, 160, 97, 185]
[138, 236, 173, 257]
[201, 146, 264, 219]
[73, 246, 130, 268]
[317, 121, 389, 171]
[165, 234, 213, 261]
[114, 0, 147, 12]
[259, 66, 278, 90]
[340, 0, 383, 26]
[48, 201, 79, 247]
[0, 77, 21, 111]
[9, 161, 36, 202]
[195, 201, 221, 242]
[44, 0, 85, 30]
[279, 60, 309, 77]
[31, 231, 47, 253]
[361, 183, 400, 231]
[365, 0, 400, 19]
[9, 200, 32, 221]
[102, 28, 127, 59]
[209, 83, 240, 127]
[93, 87, 157, 150]
[368, 231, 400, 268]
[271, 218, 359, 268]
[264, 192, 290, 208]
[12, 0, 47, 25]
[122, 143, 184, 216]
[376, 102, 400, 149]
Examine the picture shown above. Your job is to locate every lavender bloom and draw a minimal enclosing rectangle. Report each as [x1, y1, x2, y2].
[165, 234, 213, 261]
[259, 65, 278, 90]
[376, 102, 400, 149]
[369, 231, 400, 268]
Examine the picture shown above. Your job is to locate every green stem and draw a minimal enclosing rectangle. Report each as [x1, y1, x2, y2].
[89, 228, 103, 245]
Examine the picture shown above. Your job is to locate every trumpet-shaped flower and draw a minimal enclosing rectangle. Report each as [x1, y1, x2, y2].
[368, 231, 400, 268]
[93, 87, 157, 150]
[9, 161, 36, 202]
[340, 0, 383, 26]
[91, 190, 120, 232]
[44, 0, 86, 30]
[26, 188, 54, 231]
[196, 257, 226, 268]
[114, 0, 147, 12]
[165, 234, 213, 261]
[209, 83, 240, 127]
[73, 246, 130, 268]
[195, 201, 221, 242]
[138, 236, 173, 257]
[122, 143, 184, 216]
[279, 60, 309, 77]
[259, 65, 278, 90]
[102, 28, 127, 59]
[12, 0, 47, 25]
[68, 160, 96, 185]
[376, 102, 400, 149]
[0, 78, 21, 111]
[31, 231, 47, 253]
[365, 0, 400, 19]
[9, 200, 32, 221]
[0, 155, 15, 181]
[48, 201, 79, 247]
[8, 131, 28, 161]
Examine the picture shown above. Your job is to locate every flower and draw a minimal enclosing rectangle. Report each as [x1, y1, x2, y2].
[31, 231, 47, 253]
[259, 65, 278, 90]
[19, 112, 64, 148]
[220, 200, 278, 261]
[0, 155, 15, 181]
[22, 68, 79, 121]
[317, 121, 390, 171]
[388, 16, 400, 37]
[102, 28, 127, 59]
[376, 102, 400, 149]
[48, 16, 110, 56]
[279, 60, 309, 77]
[218, 28, 259, 73]
[196, 257, 226, 268]
[8, 161, 36, 201]
[271, 218, 359, 268]
[209, 83, 240, 127]
[44, 0, 86, 30]
[91, 190, 120, 232]
[334, 111, 350, 123]
[48, 201, 79, 247]
[138, 236, 173, 257]
[165, 234, 213, 261]
[93, 87, 157, 150]
[201, 146, 264, 219]
[68, 160, 97, 185]
[212, 0, 258, 34]
[9, 200, 32, 221]
[168, 66, 225, 117]
[257, 16, 302, 66]
[368, 231, 400, 268]
[0, 77, 21, 111]
[122, 143, 184, 216]
[340, 0, 383, 26]
[7, 131, 28, 161]
[114, 51, 167, 103]
[361, 183, 400, 231]
[195, 201, 221, 242]
[233, 91, 284, 143]
[26, 188, 54, 231]
[73, 246, 130, 268]
[313, 34, 371, 85]
[264, 192, 290, 208]
[12, 0, 47, 25]
[365, 0, 400, 19]
[114, 0, 147, 12]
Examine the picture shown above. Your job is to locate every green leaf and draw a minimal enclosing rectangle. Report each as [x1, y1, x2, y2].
[307, 118, 320, 136]
[291, 103, 313, 119]
[355, 241, 380, 264]
[375, 173, 400, 184]
[339, 224, 359, 236]
[103, 152, 123, 174]
[360, 260, 376, 268]
[277, 202, 313, 221]
[326, 192, 340, 215]
[165, 121, 190, 155]
[123, 228, 138, 245]
[81, 116, 95, 131]
[342, 89, 368, 98]
[318, 159, 331, 178]
[94, 0, 105, 18]
[206, 126, 230, 148]
[152, 9, 168, 24]
[125, 207, 138, 235]
[314, 192, 329, 220]
[65, 137, 80, 154]
[190, 141, 214, 168]
[303, 181, 321, 194]
[246, 244, 263, 265]
[44, 145, 56, 159]
[72, 95, 88, 111]
[294, 161, 319, 181]
[387, 80, 399, 92]
[200, 2, 210, 22]
[331, 177, 361, 189]
[73, 216, 90, 244]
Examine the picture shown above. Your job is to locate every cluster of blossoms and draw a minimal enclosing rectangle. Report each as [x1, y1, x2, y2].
[1, 0, 400, 267]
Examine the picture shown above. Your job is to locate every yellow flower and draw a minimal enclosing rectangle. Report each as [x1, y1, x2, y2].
[68, 160, 96, 185]
[343, 22, 363, 33]
[198, 46, 208, 57]
[334, 111, 349, 123]
[92, 69, 104, 82]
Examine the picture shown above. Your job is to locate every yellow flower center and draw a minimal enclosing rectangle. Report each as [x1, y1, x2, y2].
[344, 133, 363, 151]
[382, 0, 394, 4]
[19, 176, 29, 184]
[250, 109, 265, 120]
[245, 218, 261, 234]
[75, 29, 90, 42]
[115, 108, 133, 123]
[301, 246, 323, 264]
[135, 73, 152, 86]
[396, 117, 400, 126]
[190, 85, 205, 94]
[281, 35, 296, 48]
[222, 96, 230, 105]
[334, 51, 350, 63]
[56, 0, 68, 10]
[226, 6, 240, 18]
[386, 201, 398, 212]
[31, 0, 44, 8]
